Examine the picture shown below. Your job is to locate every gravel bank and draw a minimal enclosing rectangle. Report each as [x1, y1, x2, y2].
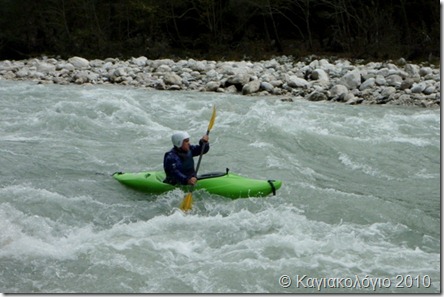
[0, 56, 440, 108]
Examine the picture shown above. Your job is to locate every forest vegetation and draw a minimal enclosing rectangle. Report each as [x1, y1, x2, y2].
[0, 0, 439, 62]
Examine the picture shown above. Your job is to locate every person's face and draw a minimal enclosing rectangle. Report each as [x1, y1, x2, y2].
[181, 138, 190, 151]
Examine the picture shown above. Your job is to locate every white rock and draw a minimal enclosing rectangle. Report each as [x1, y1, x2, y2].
[36, 61, 56, 73]
[225, 85, 238, 93]
[307, 91, 327, 101]
[68, 56, 90, 68]
[187, 59, 207, 72]
[205, 69, 221, 80]
[381, 86, 396, 98]
[424, 85, 436, 95]
[376, 68, 390, 77]
[205, 81, 220, 91]
[411, 82, 426, 93]
[242, 79, 261, 95]
[286, 75, 309, 88]
[311, 69, 329, 81]
[114, 67, 128, 77]
[260, 81, 274, 92]
[260, 73, 277, 82]
[0, 60, 13, 70]
[404, 64, 419, 76]
[156, 64, 171, 72]
[264, 59, 280, 69]
[163, 72, 182, 85]
[2, 70, 16, 79]
[90, 59, 104, 68]
[386, 74, 403, 87]
[344, 93, 358, 103]
[375, 75, 386, 86]
[151, 59, 174, 69]
[419, 67, 433, 77]
[270, 80, 283, 87]
[330, 84, 349, 97]
[339, 69, 361, 90]
[359, 77, 376, 91]
[74, 70, 99, 83]
[227, 72, 250, 86]
[16, 68, 29, 78]
[132, 56, 148, 67]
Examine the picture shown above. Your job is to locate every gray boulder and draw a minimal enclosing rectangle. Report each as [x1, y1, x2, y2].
[131, 56, 148, 67]
[359, 77, 376, 91]
[286, 75, 309, 88]
[226, 72, 250, 90]
[242, 79, 261, 95]
[386, 74, 403, 88]
[163, 72, 182, 85]
[36, 61, 56, 73]
[68, 57, 90, 68]
[205, 81, 220, 92]
[339, 69, 361, 90]
[330, 84, 349, 97]
[307, 91, 327, 101]
[411, 82, 427, 93]
[260, 81, 274, 92]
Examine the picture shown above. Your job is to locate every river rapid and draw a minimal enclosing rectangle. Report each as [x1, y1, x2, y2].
[0, 80, 440, 293]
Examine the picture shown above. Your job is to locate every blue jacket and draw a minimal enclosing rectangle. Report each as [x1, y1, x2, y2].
[163, 139, 210, 185]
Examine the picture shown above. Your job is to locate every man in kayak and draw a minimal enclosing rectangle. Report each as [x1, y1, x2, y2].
[163, 131, 209, 186]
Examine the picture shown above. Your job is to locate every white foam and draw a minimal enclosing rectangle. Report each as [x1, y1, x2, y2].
[338, 153, 382, 176]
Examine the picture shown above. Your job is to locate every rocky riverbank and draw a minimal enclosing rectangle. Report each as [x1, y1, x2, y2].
[0, 56, 440, 107]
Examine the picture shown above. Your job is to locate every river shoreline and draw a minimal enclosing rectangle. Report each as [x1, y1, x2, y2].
[0, 55, 440, 108]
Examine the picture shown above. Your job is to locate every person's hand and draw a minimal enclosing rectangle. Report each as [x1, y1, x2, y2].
[187, 177, 197, 185]
[201, 135, 209, 142]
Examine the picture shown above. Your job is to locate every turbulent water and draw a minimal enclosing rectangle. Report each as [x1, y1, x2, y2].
[0, 80, 440, 293]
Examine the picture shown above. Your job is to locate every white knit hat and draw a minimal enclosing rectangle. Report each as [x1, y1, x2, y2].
[172, 131, 190, 148]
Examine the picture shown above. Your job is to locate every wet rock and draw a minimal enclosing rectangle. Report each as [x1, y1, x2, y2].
[307, 91, 327, 101]
[242, 79, 261, 95]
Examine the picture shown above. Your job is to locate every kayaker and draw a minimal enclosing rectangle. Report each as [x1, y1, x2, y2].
[163, 131, 210, 186]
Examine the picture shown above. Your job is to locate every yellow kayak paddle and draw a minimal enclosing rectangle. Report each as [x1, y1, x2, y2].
[180, 105, 216, 211]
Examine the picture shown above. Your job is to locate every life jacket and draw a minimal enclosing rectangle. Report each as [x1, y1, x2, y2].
[178, 149, 195, 177]
[163, 148, 196, 185]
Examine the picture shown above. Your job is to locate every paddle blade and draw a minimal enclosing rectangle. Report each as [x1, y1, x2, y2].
[207, 105, 216, 132]
[180, 192, 193, 211]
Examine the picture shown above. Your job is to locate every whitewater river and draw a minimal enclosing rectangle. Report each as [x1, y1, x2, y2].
[0, 80, 440, 293]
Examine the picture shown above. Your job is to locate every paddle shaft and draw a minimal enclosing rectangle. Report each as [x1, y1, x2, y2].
[195, 105, 216, 175]
[194, 129, 210, 175]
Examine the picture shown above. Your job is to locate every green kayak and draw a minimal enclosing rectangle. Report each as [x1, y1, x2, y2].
[112, 169, 282, 199]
